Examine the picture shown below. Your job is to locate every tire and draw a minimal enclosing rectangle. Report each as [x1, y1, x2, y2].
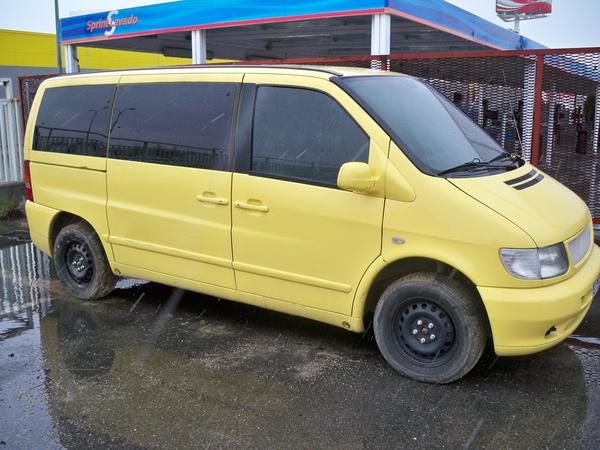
[53, 222, 117, 300]
[373, 272, 487, 384]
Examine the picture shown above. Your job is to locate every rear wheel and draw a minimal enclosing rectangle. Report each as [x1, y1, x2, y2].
[373, 272, 487, 384]
[53, 222, 117, 300]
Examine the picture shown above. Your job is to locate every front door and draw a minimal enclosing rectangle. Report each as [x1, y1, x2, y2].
[107, 74, 241, 288]
[231, 75, 388, 315]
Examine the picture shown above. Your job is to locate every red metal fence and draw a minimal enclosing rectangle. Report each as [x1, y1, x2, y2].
[18, 74, 57, 134]
[19, 48, 600, 222]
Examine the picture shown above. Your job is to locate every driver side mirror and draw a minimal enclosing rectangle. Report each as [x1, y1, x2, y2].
[337, 162, 378, 194]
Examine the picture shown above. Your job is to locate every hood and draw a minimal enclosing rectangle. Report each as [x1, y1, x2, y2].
[449, 165, 590, 247]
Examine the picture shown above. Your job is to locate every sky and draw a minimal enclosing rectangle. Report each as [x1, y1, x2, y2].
[0, 0, 599, 49]
[446, 0, 600, 48]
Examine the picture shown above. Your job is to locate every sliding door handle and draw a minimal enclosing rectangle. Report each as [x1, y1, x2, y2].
[234, 201, 269, 213]
[197, 194, 229, 206]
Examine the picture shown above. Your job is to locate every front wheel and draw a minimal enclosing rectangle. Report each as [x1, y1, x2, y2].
[53, 222, 117, 300]
[373, 272, 487, 384]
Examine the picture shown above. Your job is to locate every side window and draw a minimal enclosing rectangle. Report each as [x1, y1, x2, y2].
[33, 85, 115, 157]
[251, 86, 369, 186]
[109, 82, 237, 170]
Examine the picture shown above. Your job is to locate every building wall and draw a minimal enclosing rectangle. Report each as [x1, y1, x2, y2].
[0, 29, 192, 69]
[0, 29, 193, 97]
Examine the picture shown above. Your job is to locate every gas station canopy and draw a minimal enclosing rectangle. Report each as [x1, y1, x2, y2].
[59, 0, 545, 63]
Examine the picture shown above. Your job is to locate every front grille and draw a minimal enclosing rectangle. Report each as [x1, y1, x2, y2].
[569, 225, 591, 266]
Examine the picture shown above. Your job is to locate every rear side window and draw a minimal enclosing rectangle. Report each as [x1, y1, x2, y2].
[109, 83, 237, 170]
[251, 86, 369, 186]
[33, 85, 115, 157]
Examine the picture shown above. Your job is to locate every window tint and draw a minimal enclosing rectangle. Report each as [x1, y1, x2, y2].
[338, 76, 504, 176]
[251, 86, 369, 185]
[109, 83, 237, 170]
[33, 85, 115, 157]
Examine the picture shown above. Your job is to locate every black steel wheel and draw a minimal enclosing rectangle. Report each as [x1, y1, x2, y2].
[64, 241, 95, 285]
[373, 272, 487, 384]
[53, 221, 117, 300]
[395, 300, 456, 366]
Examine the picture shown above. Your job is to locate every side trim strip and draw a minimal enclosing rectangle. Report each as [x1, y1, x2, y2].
[112, 262, 363, 332]
[504, 169, 536, 186]
[108, 235, 232, 268]
[233, 261, 352, 293]
[513, 173, 544, 190]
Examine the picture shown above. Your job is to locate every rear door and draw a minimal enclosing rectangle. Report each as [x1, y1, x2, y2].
[231, 74, 389, 315]
[106, 73, 241, 288]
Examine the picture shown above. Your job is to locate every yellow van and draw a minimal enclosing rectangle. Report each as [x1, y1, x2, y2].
[24, 66, 600, 383]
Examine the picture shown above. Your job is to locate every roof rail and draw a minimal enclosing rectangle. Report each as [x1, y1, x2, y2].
[58, 64, 346, 77]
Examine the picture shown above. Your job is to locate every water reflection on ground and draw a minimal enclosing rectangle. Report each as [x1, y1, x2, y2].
[1, 239, 599, 449]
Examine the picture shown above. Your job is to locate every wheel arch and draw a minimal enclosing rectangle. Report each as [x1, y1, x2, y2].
[50, 212, 86, 253]
[354, 256, 492, 337]
[49, 211, 113, 263]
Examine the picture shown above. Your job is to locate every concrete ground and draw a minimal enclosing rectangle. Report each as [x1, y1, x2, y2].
[1, 221, 599, 449]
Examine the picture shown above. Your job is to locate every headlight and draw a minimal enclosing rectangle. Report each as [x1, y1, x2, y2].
[500, 244, 568, 280]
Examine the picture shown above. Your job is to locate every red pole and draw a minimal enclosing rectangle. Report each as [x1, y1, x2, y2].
[530, 55, 544, 166]
[17, 76, 28, 137]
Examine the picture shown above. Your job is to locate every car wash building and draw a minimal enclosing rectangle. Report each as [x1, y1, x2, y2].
[57, 0, 545, 72]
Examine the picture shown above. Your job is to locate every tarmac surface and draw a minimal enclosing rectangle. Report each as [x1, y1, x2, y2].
[1, 219, 599, 449]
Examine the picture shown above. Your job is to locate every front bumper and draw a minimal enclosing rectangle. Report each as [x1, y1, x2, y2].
[478, 244, 600, 356]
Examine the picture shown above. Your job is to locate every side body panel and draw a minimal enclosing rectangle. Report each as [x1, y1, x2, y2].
[106, 73, 242, 289]
[25, 201, 60, 256]
[232, 74, 389, 315]
[351, 143, 539, 324]
[107, 161, 235, 288]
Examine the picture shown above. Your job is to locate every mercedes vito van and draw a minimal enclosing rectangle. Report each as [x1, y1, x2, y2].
[24, 66, 600, 383]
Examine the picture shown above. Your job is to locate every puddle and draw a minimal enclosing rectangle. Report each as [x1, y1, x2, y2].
[0, 231, 30, 250]
[568, 335, 600, 348]
[0, 242, 53, 318]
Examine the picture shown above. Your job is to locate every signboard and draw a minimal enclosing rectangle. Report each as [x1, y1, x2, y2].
[497, 0, 552, 18]
[60, 0, 383, 44]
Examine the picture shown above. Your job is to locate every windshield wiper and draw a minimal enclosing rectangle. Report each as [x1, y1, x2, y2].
[437, 158, 513, 176]
[488, 151, 522, 165]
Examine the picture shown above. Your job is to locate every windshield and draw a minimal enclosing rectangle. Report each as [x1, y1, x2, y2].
[337, 75, 508, 176]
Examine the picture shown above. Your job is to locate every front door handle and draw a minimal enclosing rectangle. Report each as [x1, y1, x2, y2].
[197, 193, 229, 206]
[234, 201, 269, 213]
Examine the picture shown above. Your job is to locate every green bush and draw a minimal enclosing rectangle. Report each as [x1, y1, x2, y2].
[0, 198, 12, 219]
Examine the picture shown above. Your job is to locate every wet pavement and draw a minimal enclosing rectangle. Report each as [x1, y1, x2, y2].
[1, 223, 599, 449]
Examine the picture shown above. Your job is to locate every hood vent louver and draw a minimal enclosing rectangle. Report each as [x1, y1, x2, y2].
[504, 169, 544, 190]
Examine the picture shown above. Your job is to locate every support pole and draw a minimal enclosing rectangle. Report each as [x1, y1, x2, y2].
[546, 84, 556, 166]
[64, 45, 78, 74]
[593, 84, 600, 154]
[370, 13, 390, 70]
[54, 0, 62, 73]
[477, 92, 485, 128]
[530, 55, 544, 166]
[191, 29, 207, 64]
[522, 61, 537, 162]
